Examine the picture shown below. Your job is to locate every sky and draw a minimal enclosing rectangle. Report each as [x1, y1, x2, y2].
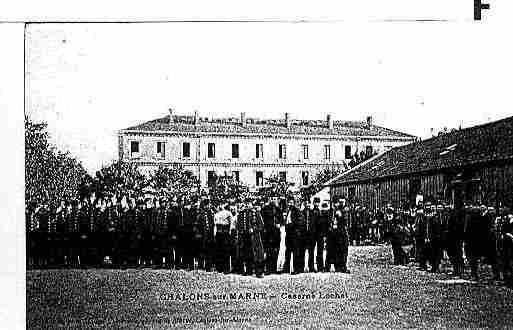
[25, 12, 513, 174]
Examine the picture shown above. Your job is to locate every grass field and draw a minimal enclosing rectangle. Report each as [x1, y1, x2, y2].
[27, 245, 513, 329]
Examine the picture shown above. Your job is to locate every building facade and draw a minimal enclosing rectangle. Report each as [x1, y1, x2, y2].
[327, 116, 513, 209]
[118, 110, 415, 189]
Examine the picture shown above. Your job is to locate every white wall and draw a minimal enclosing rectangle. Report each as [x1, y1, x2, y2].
[121, 132, 412, 187]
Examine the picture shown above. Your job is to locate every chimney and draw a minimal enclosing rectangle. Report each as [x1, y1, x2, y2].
[194, 110, 199, 126]
[240, 112, 246, 127]
[327, 114, 333, 129]
[366, 116, 373, 129]
[285, 112, 291, 128]
[168, 108, 174, 124]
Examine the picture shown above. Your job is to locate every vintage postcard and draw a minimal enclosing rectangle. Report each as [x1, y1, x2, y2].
[2, 1, 513, 328]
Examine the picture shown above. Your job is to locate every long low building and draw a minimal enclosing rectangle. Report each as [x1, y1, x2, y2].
[118, 109, 415, 188]
[326, 116, 513, 209]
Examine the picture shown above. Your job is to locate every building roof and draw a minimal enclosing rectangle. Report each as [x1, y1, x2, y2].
[327, 116, 513, 186]
[120, 115, 415, 139]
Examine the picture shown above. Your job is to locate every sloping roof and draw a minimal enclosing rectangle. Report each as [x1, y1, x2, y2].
[327, 116, 513, 186]
[322, 153, 383, 186]
[120, 115, 414, 139]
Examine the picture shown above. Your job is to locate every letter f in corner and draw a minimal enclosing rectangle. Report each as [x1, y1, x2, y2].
[474, 0, 490, 20]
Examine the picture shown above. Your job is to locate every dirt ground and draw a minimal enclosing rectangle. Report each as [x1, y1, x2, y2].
[27, 245, 513, 329]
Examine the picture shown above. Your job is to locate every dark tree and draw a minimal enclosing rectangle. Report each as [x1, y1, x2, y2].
[25, 115, 87, 206]
[147, 164, 200, 198]
[208, 173, 249, 206]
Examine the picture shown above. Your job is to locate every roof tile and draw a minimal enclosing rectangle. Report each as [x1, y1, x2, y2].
[121, 115, 414, 138]
[329, 116, 513, 185]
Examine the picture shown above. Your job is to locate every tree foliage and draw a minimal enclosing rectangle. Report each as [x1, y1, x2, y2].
[83, 160, 149, 199]
[208, 173, 249, 205]
[147, 164, 200, 198]
[25, 115, 87, 206]
[257, 173, 295, 201]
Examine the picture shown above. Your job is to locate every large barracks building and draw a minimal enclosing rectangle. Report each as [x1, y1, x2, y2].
[327, 116, 513, 209]
[118, 109, 415, 189]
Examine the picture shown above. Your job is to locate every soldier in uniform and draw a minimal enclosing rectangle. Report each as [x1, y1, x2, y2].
[54, 200, 68, 268]
[376, 208, 385, 243]
[316, 201, 330, 272]
[414, 202, 428, 271]
[384, 205, 408, 265]
[124, 198, 139, 268]
[261, 196, 283, 275]
[77, 199, 90, 268]
[142, 198, 157, 267]
[67, 200, 81, 268]
[327, 198, 350, 273]
[302, 198, 318, 272]
[46, 203, 58, 268]
[117, 197, 131, 269]
[97, 198, 109, 267]
[464, 203, 500, 281]
[34, 201, 51, 268]
[107, 197, 121, 267]
[229, 203, 239, 273]
[198, 198, 215, 272]
[214, 203, 234, 274]
[426, 204, 443, 272]
[439, 204, 450, 269]
[350, 204, 360, 246]
[94, 198, 105, 267]
[232, 201, 246, 275]
[133, 199, 146, 267]
[151, 198, 167, 268]
[283, 196, 305, 275]
[445, 203, 464, 277]
[234, 198, 265, 277]
[168, 196, 182, 269]
[181, 197, 196, 270]
[360, 206, 370, 244]
[156, 198, 172, 269]
[483, 205, 500, 279]
[501, 210, 513, 286]
[88, 198, 101, 268]
[62, 201, 73, 267]
[186, 196, 202, 270]
[26, 201, 38, 269]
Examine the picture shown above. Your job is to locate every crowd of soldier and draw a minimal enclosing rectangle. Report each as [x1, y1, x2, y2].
[377, 200, 513, 286]
[26, 195, 356, 277]
[29, 191, 512, 283]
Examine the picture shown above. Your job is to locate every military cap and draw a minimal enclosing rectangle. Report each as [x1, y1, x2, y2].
[313, 197, 321, 203]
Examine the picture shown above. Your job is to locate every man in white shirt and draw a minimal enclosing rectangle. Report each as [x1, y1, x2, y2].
[214, 203, 234, 273]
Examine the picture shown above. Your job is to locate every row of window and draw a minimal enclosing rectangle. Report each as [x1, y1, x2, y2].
[130, 141, 377, 160]
[206, 170, 310, 187]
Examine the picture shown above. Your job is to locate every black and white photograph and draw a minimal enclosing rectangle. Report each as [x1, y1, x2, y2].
[2, 1, 513, 328]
